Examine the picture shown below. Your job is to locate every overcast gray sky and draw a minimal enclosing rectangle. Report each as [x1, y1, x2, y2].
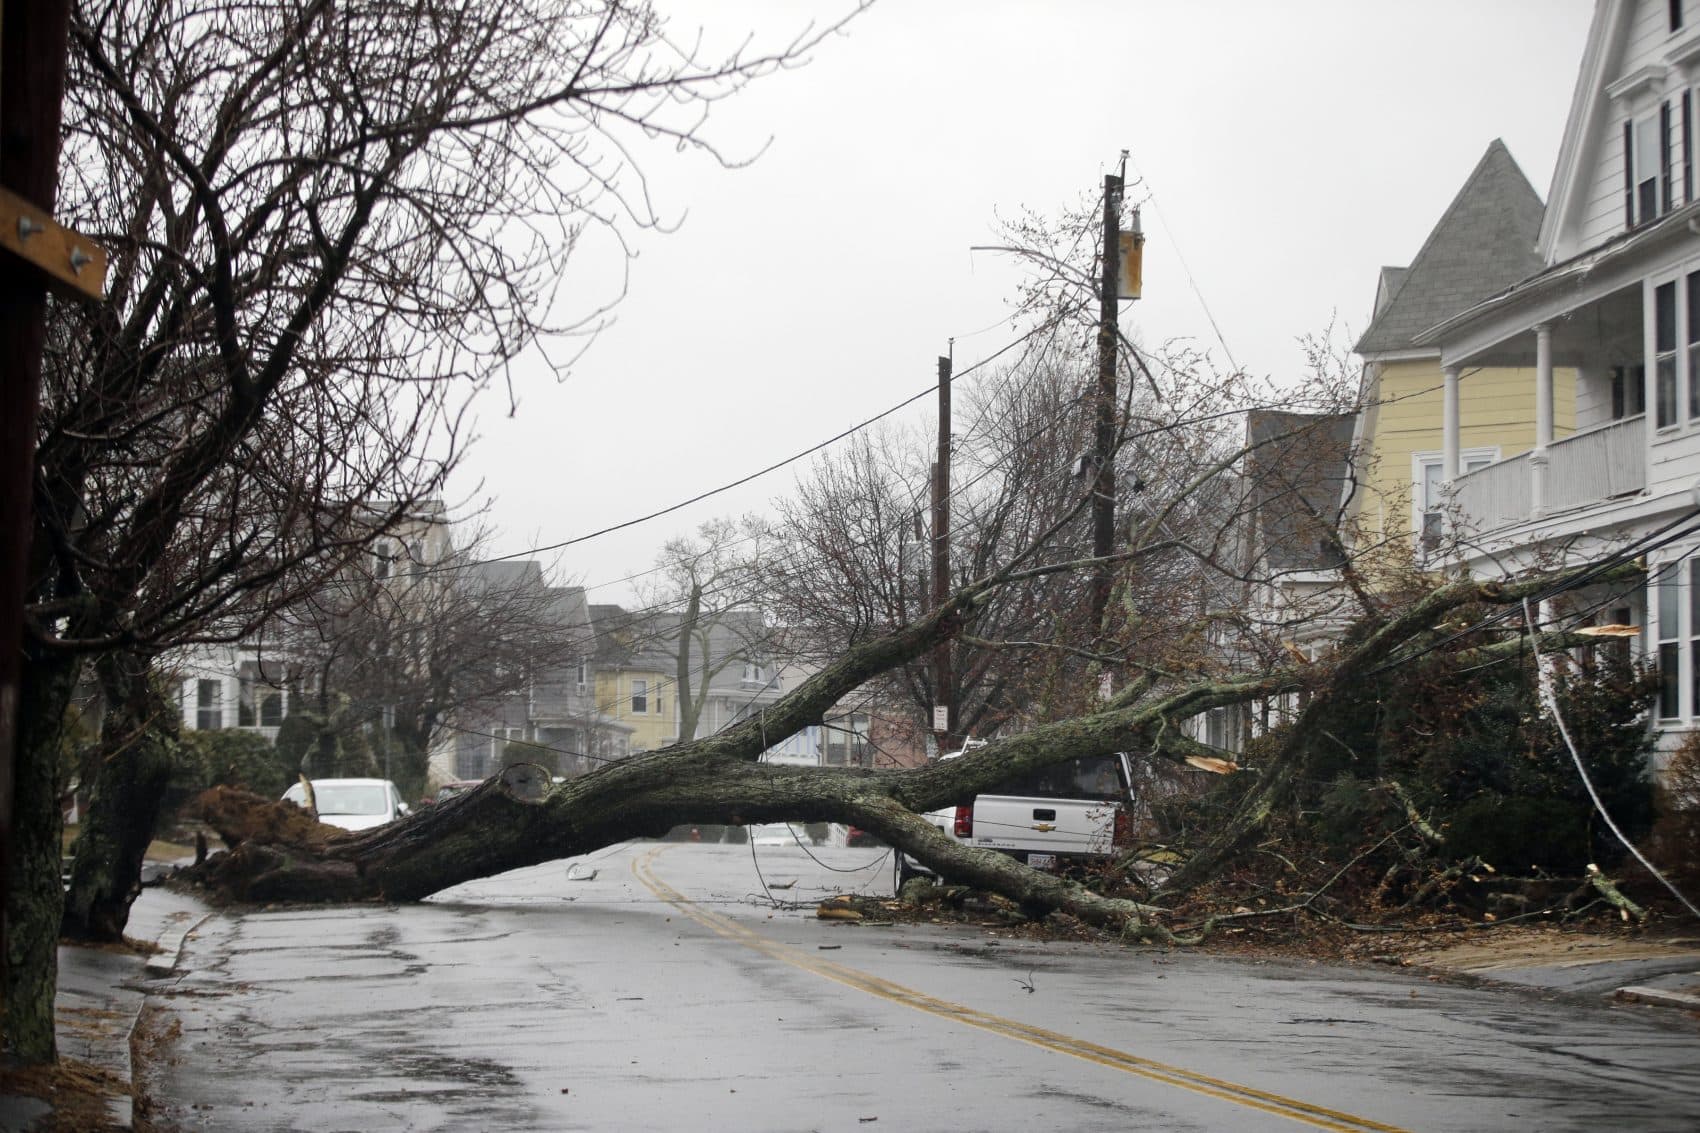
[448, 0, 1595, 605]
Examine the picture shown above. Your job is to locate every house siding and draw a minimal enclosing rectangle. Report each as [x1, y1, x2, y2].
[595, 667, 675, 753]
[1357, 358, 1573, 543]
[1579, 1, 1699, 250]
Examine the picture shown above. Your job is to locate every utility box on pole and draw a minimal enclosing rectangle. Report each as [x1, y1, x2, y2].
[1118, 208, 1144, 301]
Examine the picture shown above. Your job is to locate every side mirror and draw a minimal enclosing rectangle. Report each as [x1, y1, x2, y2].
[397, 802, 411, 817]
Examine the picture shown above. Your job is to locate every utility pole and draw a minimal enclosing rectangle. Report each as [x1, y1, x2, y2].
[2, 0, 107, 1058]
[1089, 166, 1126, 638]
[931, 354, 953, 755]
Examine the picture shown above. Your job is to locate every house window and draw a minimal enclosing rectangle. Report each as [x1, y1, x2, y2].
[196, 679, 223, 730]
[1656, 563, 1684, 718]
[741, 659, 766, 688]
[824, 713, 871, 767]
[259, 689, 284, 727]
[1611, 364, 1647, 419]
[1626, 108, 1672, 227]
[1658, 280, 1679, 427]
[373, 540, 392, 580]
[409, 540, 425, 577]
[1415, 450, 1494, 550]
[631, 679, 647, 715]
[1673, 0, 1685, 33]
[1684, 91, 1694, 204]
[576, 658, 588, 693]
[1688, 271, 1700, 420]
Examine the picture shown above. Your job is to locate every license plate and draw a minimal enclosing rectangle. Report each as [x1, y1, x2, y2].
[1027, 853, 1056, 870]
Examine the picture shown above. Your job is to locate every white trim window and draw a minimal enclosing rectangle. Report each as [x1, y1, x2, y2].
[1625, 104, 1673, 229]
[1647, 268, 1700, 427]
[196, 679, 223, 730]
[1652, 557, 1700, 720]
[1412, 448, 1495, 550]
[1656, 278, 1679, 427]
[1687, 268, 1700, 419]
[630, 678, 648, 715]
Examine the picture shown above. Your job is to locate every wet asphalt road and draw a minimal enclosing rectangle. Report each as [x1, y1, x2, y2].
[145, 840, 1700, 1132]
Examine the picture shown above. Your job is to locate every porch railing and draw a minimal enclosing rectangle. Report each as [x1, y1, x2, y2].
[1452, 455, 1529, 531]
[1545, 414, 1645, 511]
[1451, 414, 1644, 533]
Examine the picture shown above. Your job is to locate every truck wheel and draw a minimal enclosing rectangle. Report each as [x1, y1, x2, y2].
[894, 852, 918, 893]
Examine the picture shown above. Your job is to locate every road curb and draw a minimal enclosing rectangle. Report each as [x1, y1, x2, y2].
[145, 911, 212, 978]
[1613, 984, 1700, 1011]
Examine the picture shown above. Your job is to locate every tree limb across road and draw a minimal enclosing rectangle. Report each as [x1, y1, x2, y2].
[181, 560, 1637, 941]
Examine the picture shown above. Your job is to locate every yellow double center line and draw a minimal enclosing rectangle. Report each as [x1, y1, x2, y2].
[634, 846, 1409, 1133]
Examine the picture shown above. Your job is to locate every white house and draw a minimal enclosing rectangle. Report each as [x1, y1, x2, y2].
[1420, 0, 1700, 762]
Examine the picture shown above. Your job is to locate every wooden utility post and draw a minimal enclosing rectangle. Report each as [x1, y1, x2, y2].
[931, 354, 953, 754]
[1, 0, 107, 1058]
[1089, 168, 1125, 637]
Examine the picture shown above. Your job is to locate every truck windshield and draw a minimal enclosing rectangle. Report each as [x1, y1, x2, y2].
[989, 754, 1124, 801]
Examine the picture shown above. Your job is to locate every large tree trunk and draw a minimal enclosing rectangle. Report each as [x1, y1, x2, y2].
[3, 649, 79, 1063]
[61, 654, 179, 942]
[176, 566, 1631, 941]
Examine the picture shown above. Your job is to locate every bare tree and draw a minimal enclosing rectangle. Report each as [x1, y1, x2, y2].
[262, 526, 591, 795]
[8, 0, 861, 1062]
[638, 516, 779, 744]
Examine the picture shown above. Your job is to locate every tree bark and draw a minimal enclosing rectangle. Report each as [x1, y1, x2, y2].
[3, 648, 79, 1063]
[61, 655, 180, 942]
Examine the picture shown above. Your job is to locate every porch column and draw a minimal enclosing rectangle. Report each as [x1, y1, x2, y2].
[1530, 322, 1553, 519]
[1442, 364, 1461, 481]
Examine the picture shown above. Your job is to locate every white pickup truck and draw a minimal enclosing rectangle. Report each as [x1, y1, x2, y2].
[896, 747, 1135, 886]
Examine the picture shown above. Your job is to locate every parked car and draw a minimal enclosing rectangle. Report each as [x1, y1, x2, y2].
[746, 822, 803, 847]
[433, 779, 482, 802]
[281, 778, 409, 832]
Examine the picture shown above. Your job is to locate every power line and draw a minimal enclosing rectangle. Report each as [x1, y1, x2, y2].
[433, 324, 1052, 577]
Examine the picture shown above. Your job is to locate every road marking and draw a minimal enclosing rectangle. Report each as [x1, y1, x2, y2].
[635, 846, 1409, 1133]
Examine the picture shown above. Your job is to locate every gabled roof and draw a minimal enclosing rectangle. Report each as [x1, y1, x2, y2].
[463, 559, 544, 594]
[1538, 0, 1626, 261]
[1355, 140, 1547, 355]
[590, 604, 675, 669]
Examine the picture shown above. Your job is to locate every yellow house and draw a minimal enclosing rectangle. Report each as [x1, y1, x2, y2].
[590, 603, 676, 753]
[594, 664, 675, 753]
[1346, 141, 1575, 561]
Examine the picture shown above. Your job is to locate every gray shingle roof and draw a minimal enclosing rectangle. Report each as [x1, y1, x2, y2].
[1355, 140, 1546, 355]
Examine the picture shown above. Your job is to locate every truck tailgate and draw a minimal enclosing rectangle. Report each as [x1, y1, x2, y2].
[968, 794, 1118, 860]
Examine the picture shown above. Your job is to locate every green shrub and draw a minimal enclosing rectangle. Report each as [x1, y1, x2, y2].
[178, 729, 292, 798]
[1444, 794, 1590, 872]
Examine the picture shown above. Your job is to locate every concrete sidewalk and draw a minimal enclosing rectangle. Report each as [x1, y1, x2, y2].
[0, 882, 210, 1132]
[1407, 927, 1700, 1014]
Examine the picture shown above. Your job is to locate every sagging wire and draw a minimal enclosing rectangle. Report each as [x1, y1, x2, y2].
[745, 827, 895, 911]
[1522, 597, 1700, 922]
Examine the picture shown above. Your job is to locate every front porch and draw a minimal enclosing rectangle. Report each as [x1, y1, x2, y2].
[1417, 204, 1700, 544]
[1453, 413, 1647, 533]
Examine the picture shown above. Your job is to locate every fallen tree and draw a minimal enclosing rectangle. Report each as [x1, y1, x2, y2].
[177, 559, 1640, 942]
